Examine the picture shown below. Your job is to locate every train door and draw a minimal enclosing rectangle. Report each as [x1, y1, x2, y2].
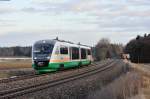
[59, 45, 69, 69]
[69, 47, 72, 61]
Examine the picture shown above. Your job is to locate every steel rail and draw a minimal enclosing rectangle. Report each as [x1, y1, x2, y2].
[0, 60, 117, 99]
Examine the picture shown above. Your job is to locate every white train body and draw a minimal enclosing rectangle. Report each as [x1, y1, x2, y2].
[32, 39, 93, 73]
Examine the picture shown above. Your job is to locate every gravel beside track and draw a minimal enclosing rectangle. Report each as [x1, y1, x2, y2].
[0, 60, 117, 99]
[16, 59, 127, 99]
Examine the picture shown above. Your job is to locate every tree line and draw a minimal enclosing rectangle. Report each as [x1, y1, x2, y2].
[125, 34, 150, 63]
[0, 46, 31, 57]
[0, 39, 124, 60]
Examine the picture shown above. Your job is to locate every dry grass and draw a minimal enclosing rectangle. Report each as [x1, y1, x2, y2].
[142, 76, 150, 88]
[140, 73, 150, 99]
[0, 73, 9, 79]
[0, 59, 34, 79]
[0, 59, 32, 69]
[87, 72, 142, 99]
[127, 62, 150, 99]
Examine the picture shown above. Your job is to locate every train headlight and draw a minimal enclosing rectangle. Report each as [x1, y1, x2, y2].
[47, 56, 50, 59]
[34, 57, 37, 60]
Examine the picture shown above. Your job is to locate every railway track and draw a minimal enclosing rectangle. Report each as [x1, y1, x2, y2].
[0, 60, 117, 99]
[0, 60, 110, 84]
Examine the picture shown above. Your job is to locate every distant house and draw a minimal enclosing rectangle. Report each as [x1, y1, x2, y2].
[121, 54, 130, 60]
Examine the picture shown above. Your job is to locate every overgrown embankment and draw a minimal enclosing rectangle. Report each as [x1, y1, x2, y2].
[129, 63, 150, 99]
[88, 70, 141, 99]
[88, 60, 150, 99]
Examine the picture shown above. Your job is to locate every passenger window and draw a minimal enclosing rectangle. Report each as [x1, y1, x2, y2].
[81, 48, 87, 59]
[60, 46, 68, 54]
[72, 47, 79, 60]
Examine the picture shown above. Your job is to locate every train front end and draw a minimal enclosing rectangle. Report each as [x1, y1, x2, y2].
[32, 40, 56, 73]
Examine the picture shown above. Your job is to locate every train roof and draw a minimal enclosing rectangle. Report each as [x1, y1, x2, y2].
[56, 39, 91, 48]
[55, 39, 91, 47]
[34, 39, 91, 49]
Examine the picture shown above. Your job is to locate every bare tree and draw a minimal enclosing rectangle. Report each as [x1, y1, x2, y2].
[95, 38, 123, 61]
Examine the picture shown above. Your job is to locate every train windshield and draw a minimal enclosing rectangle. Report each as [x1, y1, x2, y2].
[33, 43, 54, 54]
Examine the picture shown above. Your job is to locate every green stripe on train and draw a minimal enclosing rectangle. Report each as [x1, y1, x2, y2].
[32, 60, 91, 73]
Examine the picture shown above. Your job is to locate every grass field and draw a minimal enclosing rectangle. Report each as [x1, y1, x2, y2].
[0, 59, 32, 69]
[0, 59, 33, 79]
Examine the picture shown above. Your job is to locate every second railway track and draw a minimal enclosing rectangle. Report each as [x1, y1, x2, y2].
[0, 60, 117, 99]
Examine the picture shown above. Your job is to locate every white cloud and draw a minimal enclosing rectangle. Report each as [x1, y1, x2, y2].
[31, 0, 70, 6]
[0, 6, 17, 14]
[0, 0, 150, 46]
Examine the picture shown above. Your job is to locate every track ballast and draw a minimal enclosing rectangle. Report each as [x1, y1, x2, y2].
[0, 60, 116, 99]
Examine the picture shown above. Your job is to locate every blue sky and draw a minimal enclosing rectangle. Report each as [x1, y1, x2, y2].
[0, 0, 150, 46]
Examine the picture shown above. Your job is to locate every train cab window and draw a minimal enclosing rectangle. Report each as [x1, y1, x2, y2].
[81, 48, 87, 59]
[88, 49, 91, 55]
[33, 43, 54, 54]
[72, 47, 79, 60]
[60, 46, 68, 54]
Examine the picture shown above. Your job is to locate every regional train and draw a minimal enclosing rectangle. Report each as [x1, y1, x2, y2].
[32, 39, 93, 73]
